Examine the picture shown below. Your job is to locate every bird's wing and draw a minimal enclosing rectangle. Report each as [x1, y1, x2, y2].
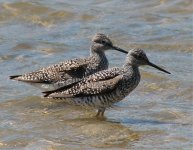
[55, 58, 88, 71]
[81, 67, 121, 82]
[44, 69, 123, 98]
[74, 75, 123, 96]
[43, 67, 121, 95]
[10, 58, 88, 84]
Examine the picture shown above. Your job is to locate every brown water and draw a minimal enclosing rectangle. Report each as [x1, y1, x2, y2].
[0, 0, 192, 149]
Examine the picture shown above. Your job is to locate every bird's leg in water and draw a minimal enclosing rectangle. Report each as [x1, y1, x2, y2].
[96, 107, 106, 117]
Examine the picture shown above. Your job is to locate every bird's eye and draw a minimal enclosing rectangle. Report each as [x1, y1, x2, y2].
[132, 53, 138, 59]
[132, 53, 143, 60]
[101, 40, 106, 44]
[138, 55, 143, 60]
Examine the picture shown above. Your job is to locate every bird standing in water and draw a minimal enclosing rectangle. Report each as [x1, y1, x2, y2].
[43, 48, 170, 117]
[10, 33, 128, 90]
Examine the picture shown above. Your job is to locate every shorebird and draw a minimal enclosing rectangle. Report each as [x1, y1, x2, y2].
[43, 48, 170, 117]
[9, 33, 128, 90]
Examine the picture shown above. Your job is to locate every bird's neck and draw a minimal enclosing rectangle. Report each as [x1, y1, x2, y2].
[89, 45, 108, 69]
[90, 44, 107, 60]
[123, 63, 140, 76]
[90, 43, 103, 54]
[123, 56, 140, 81]
[119, 63, 140, 97]
[90, 48, 105, 57]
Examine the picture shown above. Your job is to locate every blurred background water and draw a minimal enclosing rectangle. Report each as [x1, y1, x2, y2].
[0, 0, 192, 149]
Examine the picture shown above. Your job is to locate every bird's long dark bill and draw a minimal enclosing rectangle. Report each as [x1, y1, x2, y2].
[112, 46, 128, 54]
[148, 62, 171, 74]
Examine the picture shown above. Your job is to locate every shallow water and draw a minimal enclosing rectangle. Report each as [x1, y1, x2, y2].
[0, 0, 192, 149]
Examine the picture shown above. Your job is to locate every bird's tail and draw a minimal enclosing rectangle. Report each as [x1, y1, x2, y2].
[9, 75, 21, 80]
[42, 91, 53, 97]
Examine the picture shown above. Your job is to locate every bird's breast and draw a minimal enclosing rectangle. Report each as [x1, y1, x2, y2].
[118, 72, 140, 98]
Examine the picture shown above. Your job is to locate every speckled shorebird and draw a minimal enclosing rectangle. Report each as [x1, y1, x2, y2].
[43, 48, 170, 117]
[9, 33, 128, 90]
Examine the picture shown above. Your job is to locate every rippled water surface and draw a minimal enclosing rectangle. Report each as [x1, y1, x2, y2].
[0, 0, 192, 149]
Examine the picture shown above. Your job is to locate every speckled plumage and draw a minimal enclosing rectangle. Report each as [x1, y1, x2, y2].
[43, 48, 170, 117]
[10, 33, 128, 90]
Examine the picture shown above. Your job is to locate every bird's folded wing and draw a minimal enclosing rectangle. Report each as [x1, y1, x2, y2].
[10, 58, 88, 84]
[43, 67, 121, 96]
[46, 74, 123, 98]
[83, 67, 121, 82]
[56, 58, 88, 71]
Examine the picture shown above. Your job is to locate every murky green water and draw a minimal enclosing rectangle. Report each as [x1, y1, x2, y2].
[0, 0, 192, 149]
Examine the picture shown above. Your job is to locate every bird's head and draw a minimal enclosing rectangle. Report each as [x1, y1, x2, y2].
[91, 33, 128, 54]
[127, 48, 170, 74]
